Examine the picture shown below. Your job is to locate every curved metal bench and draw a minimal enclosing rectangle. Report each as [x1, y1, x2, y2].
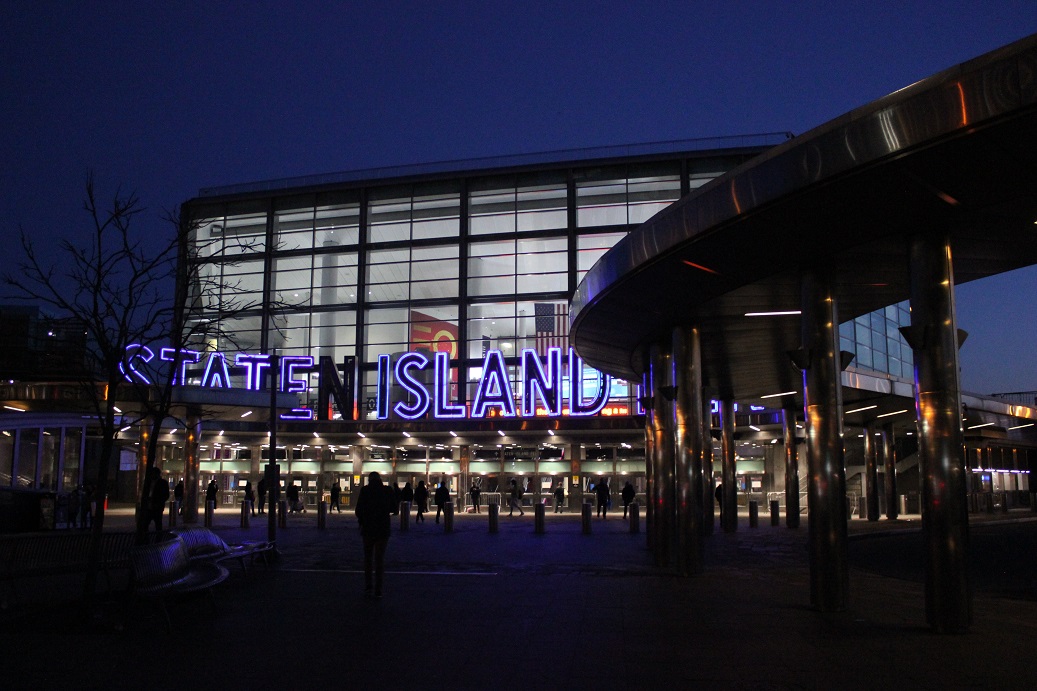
[170, 526, 274, 574]
[129, 536, 229, 630]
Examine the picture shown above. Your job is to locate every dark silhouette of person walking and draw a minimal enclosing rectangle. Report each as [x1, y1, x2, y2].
[257, 476, 267, 514]
[553, 483, 565, 513]
[330, 481, 341, 512]
[469, 482, 481, 513]
[434, 481, 450, 523]
[621, 481, 635, 518]
[595, 477, 610, 519]
[355, 471, 393, 598]
[244, 480, 256, 515]
[206, 478, 219, 511]
[143, 466, 169, 538]
[508, 479, 524, 516]
[414, 480, 429, 523]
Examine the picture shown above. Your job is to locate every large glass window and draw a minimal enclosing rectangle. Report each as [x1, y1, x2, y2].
[367, 245, 460, 302]
[466, 300, 568, 360]
[40, 428, 60, 491]
[271, 255, 313, 309]
[62, 427, 82, 490]
[364, 306, 459, 362]
[576, 165, 681, 228]
[316, 194, 361, 247]
[314, 252, 359, 307]
[577, 231, 626, 281]
[469, 237, 566, 296]
[0, 430, 12, 487]
[16, 428, 38, 489]
[368, 184, 460, 242]
[274, 202, 315, 252]
[469, 173, 567, 235]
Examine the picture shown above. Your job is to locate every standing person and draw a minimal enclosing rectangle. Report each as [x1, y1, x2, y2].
[244, 480, 256, 515]
[553, 483, 565, 513]
[144, 467, 169, 538]
[68, 486, 82, 528]
[173, 479, 184, 515]
[401, 481, 414, 508]
[621, 481, 636, 518]
[596, 478, 610, 519]
[206, 478, 219, 511]
[330, 481, 341, 513]
[257, 476, 267, 514]
[354, 471, 393, 598]
[414, 480, 429, 523]
[434, 481, 450, 523]
[508, 479, 524, 517]
[469, 482, 481, 513]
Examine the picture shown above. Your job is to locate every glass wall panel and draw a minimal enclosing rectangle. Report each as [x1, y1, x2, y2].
[516, 237, 567, 293]
[314, 309, 357, 360]
[364, 306, 459, 361]
[0, 430, 12, 487]
[16, 428, 39, 489]
[468, 240, 515, 296]
[576, 165, 681, 228]
[367, 248, 412, 302]
[314, 252, 359, 306]
[220, 257, 267, 307]
[369, 185, 461, 242]
[274, 205, 315, 252]
[469, 173, 567, 236]
[466, 299, 568, 360]
[315, 197, 361, 247]
[207, 313, 264, 358]
[577, 232, 626, 281]
[270, 311, 313, 356]
[40, 428, 59, 491]
[62, 427, 82, 490]
[271, 255, 313, 308]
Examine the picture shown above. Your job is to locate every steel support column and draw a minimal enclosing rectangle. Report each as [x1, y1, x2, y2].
[800, 270, 848, 612]
[907, 233, 971, 633]
[642, 368, 655, 550]
[882, 425, 899, 520]
[864, 422, 880, 521]
[672, 325, 704, 575]
[719, 399, 737, 533]
[702, 394, 715, 535]
[649, 342, 675, 567]
[782, 408, 800, 529]
[182, 412, 202, 524]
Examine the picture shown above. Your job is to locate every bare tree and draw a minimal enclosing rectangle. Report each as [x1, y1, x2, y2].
[4, 177, 275, 614]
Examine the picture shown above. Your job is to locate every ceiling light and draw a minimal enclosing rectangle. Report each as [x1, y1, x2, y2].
[744, 310, 801, 317]
[241, 410, 252, 418]
[875, 409, 908, 418]
[449, 431, 457, 437]
[498, 430, 505, 436]
[403, 431, 411, 438]
[967, 422, 995, 430]
[313, 432, 320, 438]
[358, 432, 365, 438]
[749, 425, 760, 431]
[1009, 423, 1034, 430]
[844, 405, 878, 415]
[761, 391, 798, 399]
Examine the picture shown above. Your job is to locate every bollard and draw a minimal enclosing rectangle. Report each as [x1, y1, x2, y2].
[241, 500, 250, 528]
[278, 500, 287, 528]
[985, 493, 995, 514]
[400, 501, 411, 532]
[581, 502, 592, 535]
[629, 502, 640, 534]
[444, 501, 454, 533]
[168, 500, 177, 528]
[749, 500, 759, 528]
[204, 500, 214, 528]
[318, 500, 327, 529]
[534, 502, 545, 534]
[770, 500, 780, 526]
[1001, 491, 1010, 514]
[488, 503, 499, 533]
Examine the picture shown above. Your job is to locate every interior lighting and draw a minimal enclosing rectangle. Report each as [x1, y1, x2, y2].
[682, 259, 720, 274]
[219, 430, 224, 436]
[357, 432, 366, 438]
[403, 431, 411, 438]
[744, 311, 801, 317]
[967, 422, 995, 430]
[749, 425, 760, 431]
[449, 431, 457, 437]
[241, 411, 253, 418]
[313, 432, 320, 438]
[3, 405, 26, 412]
[844, 405, 878, 415]
[876, 409, 908, 418]
[761, 391, 798, 399]
[1009, 423, 1034, 430]
[498, 430, 505, 436]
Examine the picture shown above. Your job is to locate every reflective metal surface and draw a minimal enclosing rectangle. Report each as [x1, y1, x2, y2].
[570, 36, 1037, 405]
[719, 399, 737, 533]
[864, 422, 879, 521]
[909, 234, 971, 633]
[782, 408, 800, 529]
[649, 343, 674, 567]
[882, 425, 899, 521]
[672, 326, 704, 575]
[801, 271, 849, 612]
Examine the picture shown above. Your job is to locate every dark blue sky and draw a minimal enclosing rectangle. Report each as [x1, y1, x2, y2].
[1, 2, 1035, 394]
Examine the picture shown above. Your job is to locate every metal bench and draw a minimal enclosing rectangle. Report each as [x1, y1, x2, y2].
[170, 526, 274, 574]
[129, 536, 229, 631]
[0, 531, 136, 609]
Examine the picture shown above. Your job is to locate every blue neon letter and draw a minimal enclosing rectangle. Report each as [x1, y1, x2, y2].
[393, 352, 431, 420]
[568, 348, 609, 416]
[433, 351, 465, 419]
[521, 348, 562, 417]
[472, 350, 516, 418]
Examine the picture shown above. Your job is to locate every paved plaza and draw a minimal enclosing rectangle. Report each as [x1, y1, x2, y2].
[3, 504, 1037, 690]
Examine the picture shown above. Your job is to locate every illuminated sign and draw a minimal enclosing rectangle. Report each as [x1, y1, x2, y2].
[121, 344, 612, 422]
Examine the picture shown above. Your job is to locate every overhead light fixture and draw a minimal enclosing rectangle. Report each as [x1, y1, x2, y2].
[449, 431, 457, 437]
[744, 311, 801, 317]
[547, 430, 555, 436]
[844, 405, 878, 415]
[241, 411, 253, 418]
[1009, 423, 1034, 430]
[403, 431, 411, 438]
[3, 405, 26, 412]
[313, 432, 320, 438]
[761, 391, 798, 399]
[876, 409, 908, 418]
[749, 425, 760, 431]
[219, 430, 224, 436]
[498, 430, 505, 437]
[967, 422, 995, 430]
[358, 432, 366, 438]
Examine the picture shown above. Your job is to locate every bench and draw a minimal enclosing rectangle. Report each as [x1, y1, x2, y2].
[170, 526, 275, 574]
[0, 531, 136, 609]
[129, 536, 229, 631]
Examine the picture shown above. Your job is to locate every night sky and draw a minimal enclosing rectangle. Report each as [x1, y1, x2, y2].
[2, 2, 1035, 394]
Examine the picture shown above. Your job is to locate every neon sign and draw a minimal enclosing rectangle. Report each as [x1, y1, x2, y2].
[121, 344, 612, 422]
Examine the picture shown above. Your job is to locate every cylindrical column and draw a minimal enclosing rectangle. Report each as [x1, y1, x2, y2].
[908, 233, 971, 633]
[400, 500, 411, 531]
[444, 501, 454, 533]
[534, 502, 545, 534]
[642, 368, 655, 549]
[672, 325, 704, 575]
[183, 414, 202, 524]
[882, 425, 899, 520]
[702, 395, 715, 535]
[864, 422, 880, 521]
[800, 269, 848, 612]
[649, 342, 675, 566]
[783, 408, 800, 528]
[719, 399, 737, 533]
[488, 503, 499, 533]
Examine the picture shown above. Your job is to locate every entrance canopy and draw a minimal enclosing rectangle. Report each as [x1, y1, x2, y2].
[570, 35, 1037, 404]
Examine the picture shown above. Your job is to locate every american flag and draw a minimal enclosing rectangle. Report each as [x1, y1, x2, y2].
[534, 302, 569, 353]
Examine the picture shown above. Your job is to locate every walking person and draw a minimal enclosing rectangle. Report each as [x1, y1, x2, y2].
[414, 480, 429, 523]
[434, 482, 450, 523]
[621, 481, 635, 518]
[257, 476, 267, 514]
[173, 480, 184, 515]
[244, 480, 256, 515]
[355, 471, 393, 598]
[553, 483, 565, 513]
[596, 477, 610, 519]
[143, 467, 169, 539]
[330, 481, 341, 512]
[206, 478, 219, 511]
[508, 479, 524, 516]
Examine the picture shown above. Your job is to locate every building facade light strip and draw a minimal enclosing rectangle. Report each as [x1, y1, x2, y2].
[875, 409, 909, 418]
[844, 405, 878, 415]
[1009, 423, 1034, 430]
[760, 391, 798, 399]
[967, 422, 995, 429]
[744, 310, 802, 317]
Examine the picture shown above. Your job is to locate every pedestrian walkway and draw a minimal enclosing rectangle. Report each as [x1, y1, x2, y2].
[2, 503, 1036, 690]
